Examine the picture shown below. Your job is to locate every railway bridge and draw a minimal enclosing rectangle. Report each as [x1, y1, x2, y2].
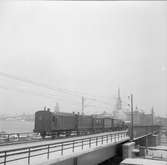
[0, 125, 161, 165]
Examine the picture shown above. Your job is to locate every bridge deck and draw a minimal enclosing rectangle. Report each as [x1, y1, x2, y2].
[0, 131, 129, 165]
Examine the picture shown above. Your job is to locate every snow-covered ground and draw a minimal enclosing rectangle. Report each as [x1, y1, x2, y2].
[121, 158, 167, 165]
[146, 145, 167, 160]
[145, 133, 167, 161]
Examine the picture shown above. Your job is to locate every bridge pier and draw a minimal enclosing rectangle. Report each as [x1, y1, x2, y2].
[122, 142, 136, 159]
[122, 133, 160, 160]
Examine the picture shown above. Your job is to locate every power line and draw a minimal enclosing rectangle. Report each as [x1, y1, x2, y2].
[0, 84, 80, 105]
[0, 72, 119, 102]
[0, 72, 126, 108]
[0, 71, 80, 97]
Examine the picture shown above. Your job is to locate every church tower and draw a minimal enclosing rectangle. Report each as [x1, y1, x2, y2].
[116, 88, 122, 110]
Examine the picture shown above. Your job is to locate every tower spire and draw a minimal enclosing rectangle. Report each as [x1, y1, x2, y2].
[116, 88, 122, 110]
[118, 88, 120, 99]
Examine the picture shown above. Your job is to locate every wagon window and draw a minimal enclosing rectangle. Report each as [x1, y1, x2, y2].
[52, 116, 56, 122]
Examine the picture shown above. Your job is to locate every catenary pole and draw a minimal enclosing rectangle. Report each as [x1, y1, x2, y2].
[82, 96, 84, 115]
[151, 107, 154, 134]
[130, 94, 134, 141]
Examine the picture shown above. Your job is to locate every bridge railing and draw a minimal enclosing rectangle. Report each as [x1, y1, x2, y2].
[0, 130, 128, 165]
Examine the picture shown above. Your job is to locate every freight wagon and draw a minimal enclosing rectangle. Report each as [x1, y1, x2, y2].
[34, 110, 127, 138]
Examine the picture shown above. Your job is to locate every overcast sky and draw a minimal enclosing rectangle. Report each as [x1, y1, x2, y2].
[0, 1, 167, 116]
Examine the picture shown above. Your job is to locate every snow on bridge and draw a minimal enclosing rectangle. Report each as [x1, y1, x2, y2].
[0, 130, 129, 165]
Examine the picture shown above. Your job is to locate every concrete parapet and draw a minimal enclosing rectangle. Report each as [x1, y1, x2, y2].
[39, 145, 116, 165]
[38, 138, 129, 165]
[122, 142, 135, 159]
[150, 134, 159, 146]
[145, 134, 160, 147]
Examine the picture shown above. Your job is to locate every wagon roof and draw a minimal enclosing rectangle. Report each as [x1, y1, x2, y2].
[53, 112, 74, 116]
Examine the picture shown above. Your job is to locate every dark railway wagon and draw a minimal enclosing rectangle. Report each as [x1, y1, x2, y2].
[104, 118, 114, 129]
[34, 111, 52, 137]
[93, 117, 104, 130]
[34, 110, 127, 138]
[78, 115, 93, 130]
[52, 112, 76, 130]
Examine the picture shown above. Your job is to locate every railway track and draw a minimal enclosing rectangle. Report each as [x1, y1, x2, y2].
[0, 130, 121, 146]
[0, 138, 43, 146]
[0, 133, 93, 146]
[0, 132, 43, 146]
[0, 135, 71, 146]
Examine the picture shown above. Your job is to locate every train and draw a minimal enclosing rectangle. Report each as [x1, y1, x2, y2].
[34, 109, 128, 138]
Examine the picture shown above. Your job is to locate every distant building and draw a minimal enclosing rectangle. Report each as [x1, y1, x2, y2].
[125, 109, 155, 126]
[155, 116, 167, 126]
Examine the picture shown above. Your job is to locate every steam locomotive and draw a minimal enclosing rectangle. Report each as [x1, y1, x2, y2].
[34, 109, 127, 138]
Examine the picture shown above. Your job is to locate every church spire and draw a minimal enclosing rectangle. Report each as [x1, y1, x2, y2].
[118, 88, 120, 99]
[116, 88, 122, 110]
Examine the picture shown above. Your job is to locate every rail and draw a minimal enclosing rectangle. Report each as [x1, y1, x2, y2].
[0, 130, 128, 165]
[0, 132, 40, 143]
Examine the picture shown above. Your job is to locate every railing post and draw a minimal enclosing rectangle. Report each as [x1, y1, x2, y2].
[17, 133, 20, 141]
[102, 136, 103, 144]
[89, 138, 91, 148]
[72, 140, 75, 152]
[28, 148, 30, 165]
[47, 145, 50, 159]
[96, 137, 98, 146]
[107, 135, 108, 143]
[4, 151, 7, 165]
[82, 139, 84, 150]
[61, 143, 63, 155]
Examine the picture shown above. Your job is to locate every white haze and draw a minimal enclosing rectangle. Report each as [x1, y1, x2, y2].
[0, 1, 167, 116]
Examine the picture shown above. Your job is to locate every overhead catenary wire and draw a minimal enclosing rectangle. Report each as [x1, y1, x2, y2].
[0, 82, 139, 114]
[0, 72, 119, 101]
[0, 84, 116, 113]
[0, 84, 81, 105]
[0, 71, 81, 97]
[0, 71, 122, 107]
[0, 84, 114, 114]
